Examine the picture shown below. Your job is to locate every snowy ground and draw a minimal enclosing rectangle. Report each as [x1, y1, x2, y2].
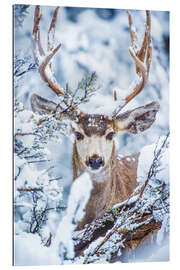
[13, 4, 169, 266]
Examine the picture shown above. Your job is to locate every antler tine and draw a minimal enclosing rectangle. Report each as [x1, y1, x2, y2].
[32, 5, 45, 62]
[39, 43, 63, 95]
[48, 7, 59, 52]
[126, 10, 139, 53]
[112, 10, 152, 119]
[145, 11, 152, 75]
[136, 11, 152, 76]
[32, 5, 64, 96]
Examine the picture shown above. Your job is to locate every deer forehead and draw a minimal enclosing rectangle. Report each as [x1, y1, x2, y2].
[74, 114, 114, 136]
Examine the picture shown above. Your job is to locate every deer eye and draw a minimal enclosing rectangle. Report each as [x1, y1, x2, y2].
[75, 132, 84, 141]
[106, 132, 115, 140]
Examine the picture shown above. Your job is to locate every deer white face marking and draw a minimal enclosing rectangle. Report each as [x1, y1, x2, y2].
[74, 131, 115, 173]
[72, 114, 115, 173]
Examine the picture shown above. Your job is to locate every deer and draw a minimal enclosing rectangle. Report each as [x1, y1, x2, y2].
[30, 6, 160, 230]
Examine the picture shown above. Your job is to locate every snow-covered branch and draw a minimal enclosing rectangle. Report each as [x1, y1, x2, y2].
[14, 100, 66, 244]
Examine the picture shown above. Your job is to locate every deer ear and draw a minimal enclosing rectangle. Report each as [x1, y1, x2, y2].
[30, 93, 57, 115]
[114, 101, 160, 134]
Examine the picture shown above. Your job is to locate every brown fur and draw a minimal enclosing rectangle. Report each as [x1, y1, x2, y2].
[77, 114, 113, 137]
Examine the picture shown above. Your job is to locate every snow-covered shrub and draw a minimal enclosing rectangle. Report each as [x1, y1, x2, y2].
[14, 99, 66, 244]
[14, 169, 93, 266]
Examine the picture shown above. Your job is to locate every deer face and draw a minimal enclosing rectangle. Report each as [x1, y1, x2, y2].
[71, 114, 115, 172]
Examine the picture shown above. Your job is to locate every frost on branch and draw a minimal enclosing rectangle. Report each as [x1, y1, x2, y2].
[72, 134, 169, 263]
[14, 100, 67, 246]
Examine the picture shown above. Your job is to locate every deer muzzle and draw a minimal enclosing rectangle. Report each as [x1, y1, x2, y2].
[86, 156, 104, 170]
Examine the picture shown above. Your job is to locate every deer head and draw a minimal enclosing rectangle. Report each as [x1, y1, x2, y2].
[30, 6, 160, 176]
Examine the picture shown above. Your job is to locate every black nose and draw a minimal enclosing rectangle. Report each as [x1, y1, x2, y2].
[88, 157, 104, 170]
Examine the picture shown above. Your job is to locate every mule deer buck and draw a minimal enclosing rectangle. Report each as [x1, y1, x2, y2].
[30, 6, 160, 229]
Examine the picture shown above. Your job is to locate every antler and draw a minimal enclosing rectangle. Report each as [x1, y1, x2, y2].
[32, 5, 64, 96]
[112, 10, 152, 119]
[32, 5, 86, 120]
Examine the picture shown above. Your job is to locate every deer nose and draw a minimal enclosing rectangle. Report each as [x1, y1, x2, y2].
[88, 157, 104, 170]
